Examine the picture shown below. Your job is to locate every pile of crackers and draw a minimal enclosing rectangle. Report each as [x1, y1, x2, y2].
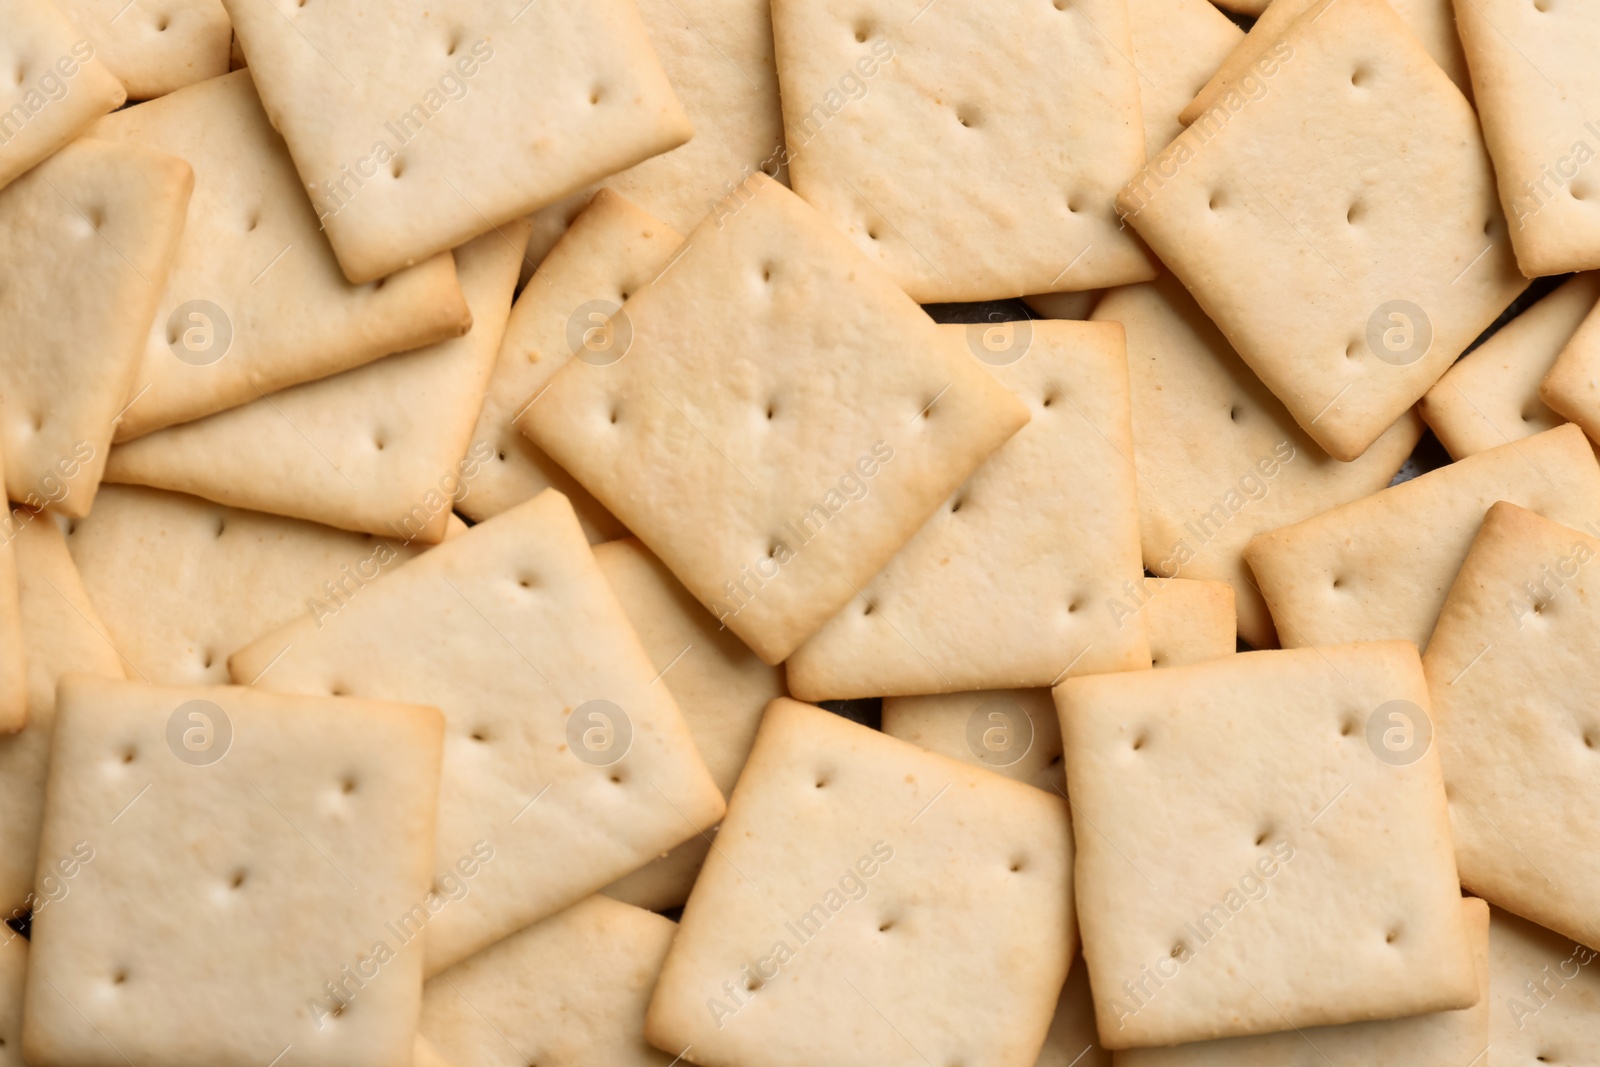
[1, 0, 1598, 1062]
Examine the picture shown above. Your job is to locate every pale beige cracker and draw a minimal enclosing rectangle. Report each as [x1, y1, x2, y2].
[521, 0, 785, 271]
[22, 675, 442, 1067]
[595, 538, 784, 912]
[1142, 576, 1237, 668]
[1420, 273, 1599, 458]
[54, 0, 229, 100]
[1037, 955, 1111, 1067]
[1057, 642, 1475, 1048]
[230, 490, 725, 973]
[64, 484, 436, 687]
[0, 0, 125, 191]
[789, 320, 1147, 698]
[1489, 906, 1600, 1058]
[1540, 282, 1600, 445]
[223, 0, 691, 283]
[645, 698, 1075, 1067]
[1244, 423, 1600, 651]
[1112, 896, 1490, 1066]
[423, 895, 677, 1067]
[0, 137, 190, 515]
[105, 221, 528, 543]
[1182, 0, 1470, 126]
[769, 0, 1155, 301]
[91, 70, 472, 441]
[462, 190, 680, 541]
[1128, 0, 1243, 158]
[1119, 0, 1525, 462]
[0, 514, 124, 920]
[520, 177, 1029, 665]
[1456, 0, 1600, 275]
[1096, 276, 1420, 649]
[1424, 502, 1600, 951]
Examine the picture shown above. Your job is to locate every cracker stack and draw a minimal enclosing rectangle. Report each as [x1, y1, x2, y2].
[0, 0, 1596, 1063]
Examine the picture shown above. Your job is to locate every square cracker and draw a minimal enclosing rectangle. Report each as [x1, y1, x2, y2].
[1057, 642, 1476, 1048]
[769, 0, 1155, 301]
[521, 0, 785, 269]
[1419, 273, 1598, 459]
[1243, 423, 1600, 651]
[54, 0, 230, 99]
[645, 698, 1075, 1067]
[229, 489, 725, 973]
[422, 895, 678, 1067]
[880, 578, 1235, 794]
[0, 137, 191, 515]
[461, 190, 681, 541]
[223, 0, 692, 283]
[91, 70, 472, 441]
[64, 484, 435, 687]
[104, 221, 528, 543]
[1180, 0, 1470, 126]
[1114, 896, 1490, 1066]
[1127, 0, 1242, 159]
[519, 176, 1030, 664]
[22, 675, 443, 1067]
[0, 513, 125, 919]
[788, 320, 1148, 699]
[0, 0, 125, 191]
[1094, 275, 1419, 649]
[594, 538, 785, 913]
[1489, 907, 1600, 1061]
[1540, 281, 1600, 445]
[1456, 0, 1600, 275]
[1424, 503, 1600, 951]
[1118, 0, 1525, 461]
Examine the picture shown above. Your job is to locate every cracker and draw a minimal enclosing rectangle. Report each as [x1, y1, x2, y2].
[1420, 273, 1598, 459]
[22, 675, 443, 1067]
[65, 484, 435, 687]
[521, 0, 785, 269]
[1036, 955, 1110, 1067]
[788, 320, 1147, 698]
[422, 895, 677, 1067]
[0, 0, 125, 191]
[1144, 577, 1237, 668]
[1119, 0, 1525, 462]
[1181, 0, 1470, 126]
[1096, 276, 1420, 649]
[1127, 0, 1243, 159]
[53, 0, 230, 100]
[1423, 502, 1600, 951]
[1456, 0, 1600, 275]
[229, 490, 725, 973]
[412, 1035, 454, 1067]
[768, 0, 1155, 301]
[461, 190, 680, 540]
[0, 451, 26, 737]
[104, 221, 528, 543]
[519, 177, 1030, 665]
[1057, 642, 1476, 1048]
[645, 698, 1075, 1067]
[1540, 281, 1600, 445]
[222, 0, 692, 283]
[0, 514, 124, 919]
[91, 70, 472, 441]
[594, 537, 785, 912]
[1489, 906, 1600, 1060]
[1114, 897, 1490, 1066]
[881, 688, 1066, 794]
[1243, 423, 1600, 651]
[0, 137, 190, 515]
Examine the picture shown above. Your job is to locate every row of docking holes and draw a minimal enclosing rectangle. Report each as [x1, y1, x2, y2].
[1126, 713, 1372, 755]
[111, 742, 362, 797]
